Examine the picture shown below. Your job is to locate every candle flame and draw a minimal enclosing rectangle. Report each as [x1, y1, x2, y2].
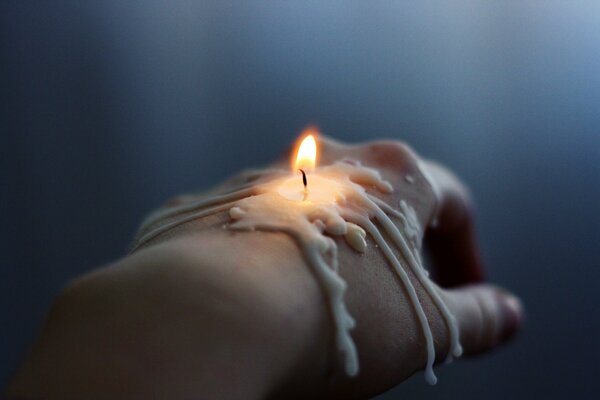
[293, 128, 319, 172]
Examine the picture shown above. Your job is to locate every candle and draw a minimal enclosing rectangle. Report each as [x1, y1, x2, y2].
[132, 129, 462, 385]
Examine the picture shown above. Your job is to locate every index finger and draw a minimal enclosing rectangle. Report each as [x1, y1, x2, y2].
[422, 161, 486, 287]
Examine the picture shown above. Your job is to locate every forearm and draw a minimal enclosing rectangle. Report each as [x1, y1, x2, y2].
[7, 230, 330, 399]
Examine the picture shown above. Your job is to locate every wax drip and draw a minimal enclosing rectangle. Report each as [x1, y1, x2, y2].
[344, 212, 437, 385]
[364, 196, 462, 359]
[132, 202, 235, 252]
[366, 194, 462, 359]
[132, 170, 286, 251]
[131, 161, 461, 383]
[136, 187, 257, 239]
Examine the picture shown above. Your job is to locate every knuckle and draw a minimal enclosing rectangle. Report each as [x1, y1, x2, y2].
[162, 194, 194, 208]
[366, 140, 420, 170]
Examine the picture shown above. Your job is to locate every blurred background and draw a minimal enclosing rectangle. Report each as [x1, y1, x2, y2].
[1, 1, 599, 398]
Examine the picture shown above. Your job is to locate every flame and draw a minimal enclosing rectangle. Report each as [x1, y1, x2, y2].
[293, 128, 319, 172]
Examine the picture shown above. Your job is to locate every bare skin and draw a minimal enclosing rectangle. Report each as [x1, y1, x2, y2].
[6, 137, 523, 399]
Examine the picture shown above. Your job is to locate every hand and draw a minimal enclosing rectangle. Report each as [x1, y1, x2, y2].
[7, 137, 523, 400]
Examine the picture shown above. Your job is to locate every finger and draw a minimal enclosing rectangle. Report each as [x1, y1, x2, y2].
[423, 160, 485, 287]
[443, 284, 524, 356]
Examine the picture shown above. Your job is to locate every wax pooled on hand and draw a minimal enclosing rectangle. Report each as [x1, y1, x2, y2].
[133, 159, 461, 385]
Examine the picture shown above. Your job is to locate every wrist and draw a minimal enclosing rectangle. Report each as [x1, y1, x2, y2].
[164, 230, 333, 398]
[8, 229, 332, 399]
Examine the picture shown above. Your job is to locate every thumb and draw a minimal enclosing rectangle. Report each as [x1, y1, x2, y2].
[443, 284, 524, 356]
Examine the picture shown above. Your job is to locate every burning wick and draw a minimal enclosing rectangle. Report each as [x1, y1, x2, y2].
[299, 168, 308, 201]
[299, 169, 308, 188]
[293, 131, 317, 202]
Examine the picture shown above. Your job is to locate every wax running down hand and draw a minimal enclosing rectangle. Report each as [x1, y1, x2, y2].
[131, 134, 523, 396]
[8, 135, 523, 400]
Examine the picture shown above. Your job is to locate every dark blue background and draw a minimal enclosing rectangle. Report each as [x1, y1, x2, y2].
[2, 1, 599, 398]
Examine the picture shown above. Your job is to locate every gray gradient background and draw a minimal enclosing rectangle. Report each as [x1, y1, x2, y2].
[1, 1, 599, 398]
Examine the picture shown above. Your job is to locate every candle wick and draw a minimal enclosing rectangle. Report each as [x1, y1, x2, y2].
[299, 169, 308, 201]
[299, 169, 308, 189]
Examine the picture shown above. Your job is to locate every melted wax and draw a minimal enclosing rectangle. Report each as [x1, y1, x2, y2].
[132, 161, 461, 385]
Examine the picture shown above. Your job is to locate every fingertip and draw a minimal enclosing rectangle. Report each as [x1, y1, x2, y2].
[495, 290, 524, 344]
[444, 285, 524, 356]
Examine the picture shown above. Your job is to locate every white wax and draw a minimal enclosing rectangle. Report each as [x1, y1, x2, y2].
[277, 174, 344, 203]
[132, 160, 461, 384]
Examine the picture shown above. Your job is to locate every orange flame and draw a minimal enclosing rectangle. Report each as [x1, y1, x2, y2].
[292, 127, 319, 172]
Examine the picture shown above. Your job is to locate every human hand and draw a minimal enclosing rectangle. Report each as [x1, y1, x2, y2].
[7, 136, 523, 400]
